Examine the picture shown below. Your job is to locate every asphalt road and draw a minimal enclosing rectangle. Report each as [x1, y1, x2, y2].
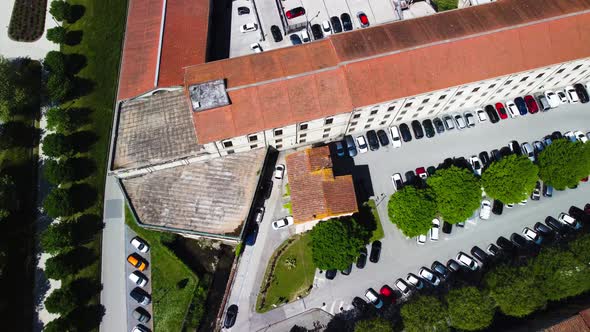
[224, 101, 590, 331]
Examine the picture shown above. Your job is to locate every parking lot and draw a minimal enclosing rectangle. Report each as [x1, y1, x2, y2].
[125, 228, 153, 332]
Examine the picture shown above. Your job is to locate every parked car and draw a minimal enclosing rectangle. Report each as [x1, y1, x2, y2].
[389, 126, 402, 148]
[447, 259, 462, 272]
[433, 117, 445, 133]
[240, 23, 258, 33]
[537, 94, 551, 111]
[545, 90, 560, 108]
[252, 208, 265, 226]
[533, 141, 545, 155]
[514, 97, 528, 115]
[558, 213, 581, 229]
[132, 324, 151, 332]
[574, 83, 589, 103]
[565, 86, 579, 103]
[484, 105, 500, 123]
[471, 246, 489, 264]
[366, 130, 379, 151]
[311, 24, 323, 40]
[356, 135, 368, 153]
[495, 103, 508, 120]
[274, 164, 285, 179]
[531, 181, 541, 201]
[431, 261, 451, 280]
[250, 43, 263, 53]
[286, 7, 305, 19]
[442, 115, 455, 130]
[542, 183, 553, 197]
[505, 100, 519, 118]
[223, 304, 238, 328]
[399, 123, 412, 142]
[476, 108, 487, 122]
[430, 218, 440, 241]
[357, 12, 369, 27]
[341, 13, 353, 31]
[468, 155, 482, 176]
[496, 236, 516, 253]
[406, 273, 424, 289]
[492, 200, 503, 215]
[352, 297, 368, 311]
[369, 241, 381, 263]
[133, 307, 152, 323]
[245, 224, 259, 246]
[344, 135, 357, 157]
[546, 216, 570, 234]
[416, 167, 427, 180]
[131, 237, 150, 253]
[416, 234, 426, 245]
[325, 269, 337, 280]
[551, 131, 563, 140]
[456, 252, 479, 271]
[487, 244, 502, 256]
[330, 16, 343, 33]
[524, 95, 539, 113]
[270, 25, 283, 42]
[419, 267, 440, 286]
[341, 263, 352, 276]
[411, 120, 424, 139]
[564, 131, 577, 143]
[427, 166, 436, 176]
[272, 216, 294, 230]
[237, 6, 250, 15]
[509, 140, 522, 155]
[557, 91, 568, 104]
[442, 221, 452, 234]
[290, 34, 302, 45]
[522, 227, 543, 245]
[364, 288, 383, 308]
[333, 141, 345, 157]
[479, 151, 490, 166]
[391, 173, 403, 191]
[575, 130, 588, 143]
[130, 287, 152, 305]
[464, 111, 476, 128]
[356, 248, 367, 269]
[480, 199, 491, 220]
[490, 149, 502, 162]
[521, 142, 535, 162]
[300, 30, 310, 42]
[127, 254, 147, 271]
[377, 129, 389, 146]
[321, 20, 332, 36]
[379, 285, 395, 302]
[422, 119, 435, 138]
[129, 271, 148, 287]
[454, 113, 466, 129]
[395, 278, 412, 296]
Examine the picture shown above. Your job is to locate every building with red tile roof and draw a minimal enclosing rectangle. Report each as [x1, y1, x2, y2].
[545, 308, 590, 332]
[285, 146, 358, 224]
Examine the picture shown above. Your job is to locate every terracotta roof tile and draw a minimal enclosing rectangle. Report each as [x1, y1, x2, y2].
[545, 315, 590, 332]
[286, 147, 358, 223]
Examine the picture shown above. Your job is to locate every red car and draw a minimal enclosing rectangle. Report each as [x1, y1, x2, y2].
[358, 12, 369, 27]
[286, 7, 305, 19]
[494, 103, 508, 120]
[585, 203, 590, 214]
[379, 285, 396, 303]
[415, 167, 427, 180]
[524, 95, 539, 114]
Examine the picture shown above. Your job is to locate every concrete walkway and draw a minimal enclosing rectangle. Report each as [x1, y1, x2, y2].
[0, 0, 59, 60]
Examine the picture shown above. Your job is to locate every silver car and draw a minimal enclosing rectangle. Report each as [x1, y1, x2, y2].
[454, 114, 466, 130]
[463, 111, 475, 128]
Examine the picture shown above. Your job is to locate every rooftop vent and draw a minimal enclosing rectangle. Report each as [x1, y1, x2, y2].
[188, 79, 230, 112]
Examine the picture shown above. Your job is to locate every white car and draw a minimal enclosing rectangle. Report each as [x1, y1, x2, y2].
[240, 23, 258, 33]
[300, 30, 310, 43]
[131, 237, 149, 253]
[557, 91, 568, 104]
[456, 252, 479, 271]
[418, 267, 440, 286]
[505, 101, 519, 118]
[406, 273, 423, 289]
[479, 199, 491, 220]
[574, 130, 588, 143]
[272, 216, 294, 230]
[356, 135, 368, 154]
[521, 142, 535, 162]
[417, 234, 426, 245]
[468, 155, 482, 176]
[250, 43, 262, 53]
[558, 213, 578, 228]
[321, 20, 332, 36]
[389, 126, 402, 148]
[430, 218, 440, 241]
[519, 199, 528, 205]
[544, 91, 560, 108]
[565, 86, 579, 103]
[564, 131, 577, 142]
[454, 114, 466, 130]
[395, 278, 412, 296]
[253, 207, 265, 224]
[391, 173, 403, 191]
[129, 271, 148, 287]
[476, 108, 487, 122]
[274, 164, 285, 179]
[522, 227, 541, 244]
[464, 111, 476, 128]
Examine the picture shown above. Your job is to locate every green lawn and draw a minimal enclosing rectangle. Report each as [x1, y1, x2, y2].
[365, 200, 384, 242]
[126, 208, 199, 331]
[256, 233, 316, 313]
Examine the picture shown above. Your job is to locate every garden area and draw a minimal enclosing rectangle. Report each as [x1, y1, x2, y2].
[431, 0, 458, 12]
[8, 0, 47, 41]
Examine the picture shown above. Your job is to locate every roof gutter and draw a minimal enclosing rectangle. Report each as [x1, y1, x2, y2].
[154, 0, 168, 87]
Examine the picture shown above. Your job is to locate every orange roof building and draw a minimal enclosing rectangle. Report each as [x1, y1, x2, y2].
[545, 308, 590, 332]
[286, 146, 358, 224]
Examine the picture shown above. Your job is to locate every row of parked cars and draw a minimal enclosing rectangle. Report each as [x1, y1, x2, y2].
[324, 241, 383, 280]
[126, 237, 152, 332]
[355, 203, 590, 310]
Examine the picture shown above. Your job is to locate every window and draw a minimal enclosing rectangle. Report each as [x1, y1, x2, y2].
[497, 89, 503, 93]
[324, 118, 333, 125]
[456, 91, 463, 96]
[428, 110, 435, 114]
[248, 135, 258, 142]
[412, 114, 419, 118]
[250, 144, 258, 149]
[573, 64, 582, 70]
[536, 73, 545, 78]
[520, 76, 529, 82]
[482, 92, 488, 96]
[434, 103, 440, 107]
[299, 123, 308, 130]
[349, 127, 355, 132]
[387, 105, 396, 112]
[459, 103, 465, 108]
[299, 139, 306, 143]
[300, 133, 307, 138]
[274, 129, 283, 136]
[422, 98, 430, 104]
[324, 128, 331, 133]
[353, 113, 361, 119]
[519, 89, 525, 94]
[450, 100, 456, 104]
[351, 121, 358, 126]
[488, 84, 496, 89]
[472, 87, 480, 92]
[404, 102, 413, 108]
[323, 133, 329, 138]
[227, 150, 235, 155]
[466, 96, 472, 100]
[528, 81, 534, 86]
[504, 80, 513, 85]
[367, 117, 374, 122]
[557, 68, 565, 74]
[364, 124, 371, 129]
[439, 95, 447, 100]
[564, 73, 570, 78]
[223, 141, 233, 148]
[380, 121, 386, 125]
[370, 109, 378, 115]
[276, 144, 283, 149]
[275, 138, 282, 143]
[384, 114, 390, 119]
[417, 106, 424, 111]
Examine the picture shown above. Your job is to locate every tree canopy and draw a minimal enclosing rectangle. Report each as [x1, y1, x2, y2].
[531, 247, 590, 301]
[42, 133, 73, 158]
[426, 166, 481, 224]
[388, 186, 437, 237]
[46, 26, 67, 44]
[446, 287, 495, 331]
[569, 233, 590, 264]
[354, 317, 392, 332]
[44, 51, 67, 76]
[41, 221, 76, 254]
[45, 247, 96, 280]
[310, 217, 369, 270]
[0, 175, 16, 220]
[46, 73, 74, 102]
[537, 139, 590, 190]
[44, 188, 75, 218]
[484, 264, 546, 317]
[481, 154, 539, 204]
[401, 295, 449, 332]
[0, 56, 39, 121]
[45, 277, 102, 314]
[49, 0, 72, 22]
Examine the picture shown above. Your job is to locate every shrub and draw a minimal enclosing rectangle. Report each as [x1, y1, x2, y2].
[310, 217, 369, 270]
[46, 73, 74, 102]
[481, 154, 539, 204]
[46, 26, 67, 44]
[427, 166, 481, 224]
[43, 51, 67, 76]
[42, 133, 73, 158]
[538, 139, 590, 189]
[49, 0, 72, 22]
[388, 186, 437, 237]
[41, 222, 76, 254]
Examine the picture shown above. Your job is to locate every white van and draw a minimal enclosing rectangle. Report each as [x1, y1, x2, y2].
[300, 30, 310, 43]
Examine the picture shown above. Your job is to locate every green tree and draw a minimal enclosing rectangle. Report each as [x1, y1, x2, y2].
[388, 186, 437, 237]
[531, 247, 590, 300]
[401, 295, 449, 332]
[41, 222, 75, 254]
[538, 139, 590, 190]
[43, 51, 67, 76]
[569, 233, 590, 264]
[0, 175, 16, 220]
[0, 56, 29, 121]
[427, 166, 481, 224]
[354, 317, 392, 332]
[43, 316, 72, 332]
[45, 157, 96, 184]
[43, 188, 74, 218]
[46, 26, 68, 44]
[44, 247, 96, 280]
[446, 287, 495, 331]
[481, 155, 539, 204]
[46, 73, 73, 102]
[42, 133, 73, 158]
[310, 217, 369, 270]
[44, 285, 76, 314]
[46, 107, 72, 132]
[485, 264, 546, 317]
[49, 0, 72, 22]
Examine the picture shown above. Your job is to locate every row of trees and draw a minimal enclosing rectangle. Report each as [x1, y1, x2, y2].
[389, 139, 590, 237]
[352, 233, 590, 332]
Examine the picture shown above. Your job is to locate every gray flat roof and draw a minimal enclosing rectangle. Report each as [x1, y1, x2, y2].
[121, 148, 267, 238]
[112, 90, 201, 171]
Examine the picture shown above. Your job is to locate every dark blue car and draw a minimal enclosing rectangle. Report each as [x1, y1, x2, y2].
[334, 141, 345, 157]
[514, 97, 528, 115]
